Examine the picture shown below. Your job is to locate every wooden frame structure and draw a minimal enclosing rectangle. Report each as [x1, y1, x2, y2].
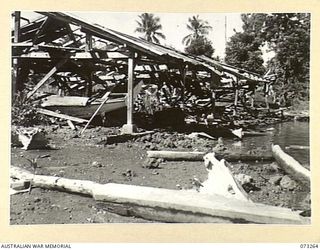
[12, 11, 269, 133]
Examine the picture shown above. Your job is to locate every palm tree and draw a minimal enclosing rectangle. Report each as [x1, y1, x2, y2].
[182, 15, 212, 46]
[135, 13, 166, 44]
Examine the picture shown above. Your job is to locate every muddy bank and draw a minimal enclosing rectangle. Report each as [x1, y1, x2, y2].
[10, 125, 310, 224]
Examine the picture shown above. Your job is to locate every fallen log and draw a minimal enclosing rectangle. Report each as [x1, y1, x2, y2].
[147, 150, 274, 162]
[10, 166, 95, 196]
[243, 131, 269, 137]
[10, 165, 308, 224]
[285, 145, 310, 150]
[271, 145, 310, 186]
[98, 131, 155, 145]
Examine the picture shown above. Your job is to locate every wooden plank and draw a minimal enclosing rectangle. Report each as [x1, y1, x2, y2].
[67, 120, 76, 130]
[272, 145, 310, 186]
[10, 165, 308, 224]
[26, 57, 69, 99]
[37, 108, 88, 124]
[93, 183, 308, 224]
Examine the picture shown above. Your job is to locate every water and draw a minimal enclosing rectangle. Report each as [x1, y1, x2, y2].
[226, 121, 310, 166]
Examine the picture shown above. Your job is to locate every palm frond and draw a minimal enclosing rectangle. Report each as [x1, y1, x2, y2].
[154, 32, 166, 39]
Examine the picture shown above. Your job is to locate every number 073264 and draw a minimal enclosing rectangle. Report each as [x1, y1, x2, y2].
[300, 244, 319, 248]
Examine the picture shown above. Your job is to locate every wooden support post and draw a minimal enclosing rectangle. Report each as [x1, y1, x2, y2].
[121, 57, 136, 134]
[85, 33, 92, 51]
[26, 57, 69, 99]
[264, 83, 270, 109]
[85, 71, 93, 97]
[12, 11, 21, 95]
[179, 65, 188, 103]
[84, 33, 93, 97]
[233, 80, 239, 115]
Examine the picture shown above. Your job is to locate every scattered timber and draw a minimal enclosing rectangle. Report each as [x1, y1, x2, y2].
[15, 127, 49, 150]
[186, 132, 215, 140]
[231, 128, 243, 139]
[10, 165, 308, 224]
[147, 150, 274, 162]
[271, 145, 310, 186]
[67, 120, 76, 130]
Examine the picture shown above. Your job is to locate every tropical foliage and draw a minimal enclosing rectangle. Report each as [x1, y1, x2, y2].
[135, 13, 166, 44]
[225, 13, 310, 105]
[183, 15, 214, 57]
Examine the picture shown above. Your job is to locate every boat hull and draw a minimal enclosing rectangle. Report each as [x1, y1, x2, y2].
[44, 98, 126, 119]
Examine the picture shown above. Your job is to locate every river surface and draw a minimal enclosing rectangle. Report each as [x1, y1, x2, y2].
[225, 121, 310, 166]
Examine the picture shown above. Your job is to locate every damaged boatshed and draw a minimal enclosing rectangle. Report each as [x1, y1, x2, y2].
[11, 11, 310, 225]
[12, 11, 272, 133]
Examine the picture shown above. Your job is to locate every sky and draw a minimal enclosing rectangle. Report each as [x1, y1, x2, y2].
[20, 11, 244, 59]
[19, 11, 275, 63]
[72, 12, 244, 59]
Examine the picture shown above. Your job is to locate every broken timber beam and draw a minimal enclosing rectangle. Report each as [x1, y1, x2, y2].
[10, 165, 308, 224]
[147, 150, 274, 162]
[272, 145, 310, 186]
[37, 108, 88, 124]
[80, 91, 112, 135]
[26, 56, 69, 99]
[14, 51, 128, 59]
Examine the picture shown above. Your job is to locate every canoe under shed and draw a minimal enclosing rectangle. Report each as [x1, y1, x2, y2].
[12, 11, 270, 133]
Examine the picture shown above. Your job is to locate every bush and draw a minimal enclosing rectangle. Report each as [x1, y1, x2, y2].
[11, 91, 50, 127]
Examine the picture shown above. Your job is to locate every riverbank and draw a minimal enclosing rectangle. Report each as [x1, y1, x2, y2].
[10, 122, 310, 224]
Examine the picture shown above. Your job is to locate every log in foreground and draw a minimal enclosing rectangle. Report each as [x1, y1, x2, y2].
[10, 165, 308, 224]
[147, 150, 274, 162]
[272, 145, 310, 186]
[285, 145, 310, 150]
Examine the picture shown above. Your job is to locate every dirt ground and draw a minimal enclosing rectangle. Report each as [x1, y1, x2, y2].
[10, 125, 310, 224]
